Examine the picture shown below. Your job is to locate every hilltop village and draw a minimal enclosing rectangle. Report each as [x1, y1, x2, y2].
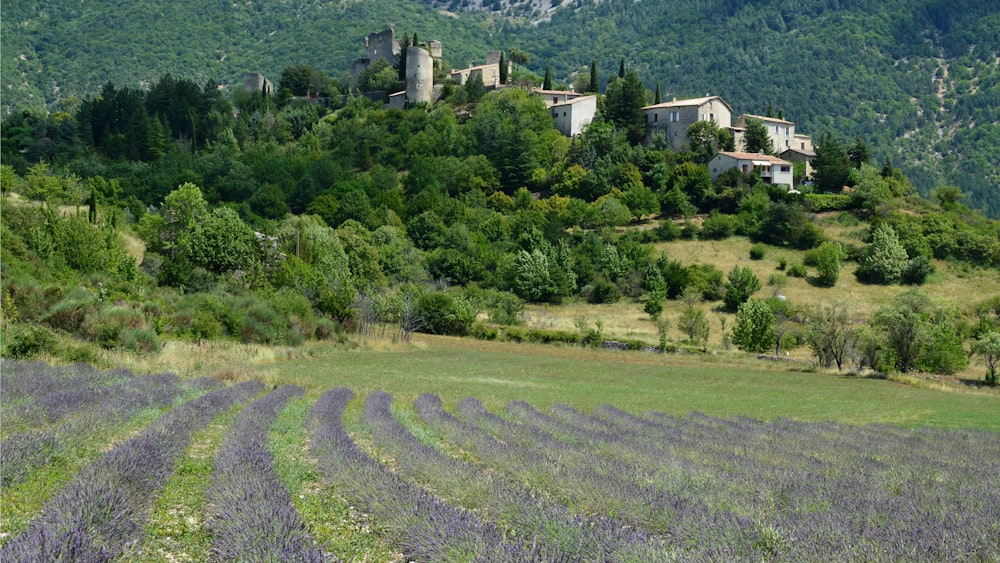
[246, 28, 814, 191]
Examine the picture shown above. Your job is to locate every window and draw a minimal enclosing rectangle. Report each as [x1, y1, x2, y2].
[780, 166, 790, 172]
[654, 113, 658, 122]
[553, 97, 558, 104]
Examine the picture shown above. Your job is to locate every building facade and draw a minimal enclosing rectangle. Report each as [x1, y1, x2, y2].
[549, 95, 597, 137]
[733, 114, 796, 154]
[642, 96, 733, 151]
[708, 151, 795, 190]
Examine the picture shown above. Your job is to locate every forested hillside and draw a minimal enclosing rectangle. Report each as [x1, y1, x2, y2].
[3, 0, 998, 215]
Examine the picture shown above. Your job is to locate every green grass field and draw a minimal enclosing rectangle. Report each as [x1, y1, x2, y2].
[233, 335, 1000, 432]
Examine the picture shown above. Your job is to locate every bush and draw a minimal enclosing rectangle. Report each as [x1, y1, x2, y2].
[699, 211, 738, 240]
[82, 306, 147, 349]
[804, 193, 853, 212]
[777, 257, 788, 270]
[901, 255, 934, 285]
[585, 278, 621, 304]
[470, 322, 500, 341]
[42, 293, 97, 332]
[417, 291, 476, 336]
[120, 328, 162, 354]
[812, 242, 843, 287]
[654, 219, 682, 241]
[313, 317, 341, 340]
[749, 244, 766, 260]
[787, 264, 808, 278]
[724, 265, 761, 311]
[3, 323, 57, 358]
[239, 303, 284, 344]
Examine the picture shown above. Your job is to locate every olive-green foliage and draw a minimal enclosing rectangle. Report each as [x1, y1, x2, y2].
[749, 244, 766, 260]
[731, 298, 774, 354]
[187, 207, 259, 274]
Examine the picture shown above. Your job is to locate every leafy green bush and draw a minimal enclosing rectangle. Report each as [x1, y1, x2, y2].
[313, 317, 341, 340]
[416, 291, 476, 336]
[901, 255, 934, 285]
[42, 292, 97, 332]
[2, 323, 57, 358]
[856, 224, 908, 284]
[585, 278, 621, 304]
[812, 242, 843, 287]
[787, 264, 808, 278]
[724, 265, 761, 311]
[804, 193, 853, 212]
[699, 211, 738, 240]
[470, 322, 500, 341]
[239, 303, 284, 344]
[749, 244, 766, 260]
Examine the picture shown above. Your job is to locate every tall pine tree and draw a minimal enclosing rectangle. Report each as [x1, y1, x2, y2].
[543, 64, 552, 90]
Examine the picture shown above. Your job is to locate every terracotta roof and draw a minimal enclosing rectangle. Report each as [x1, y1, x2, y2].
[642, 95, 732, 111]
[714, 151, 792, 165]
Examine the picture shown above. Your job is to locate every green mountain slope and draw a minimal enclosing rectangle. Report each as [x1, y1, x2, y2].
[3, 0, 998, 215]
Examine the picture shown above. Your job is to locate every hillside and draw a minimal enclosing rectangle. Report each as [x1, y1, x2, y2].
[2, 0, 999, 215]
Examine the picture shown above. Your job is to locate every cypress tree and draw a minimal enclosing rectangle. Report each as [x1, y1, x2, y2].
[543, 64, 552, 90]
[589, 60, 599, 93]
[618, 57, 626, 78]
[654, 82, 661, 104]
[88, 190, 98, 225]
[499, 51, 508, 84]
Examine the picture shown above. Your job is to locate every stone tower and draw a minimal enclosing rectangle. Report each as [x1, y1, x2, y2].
[405, 46, 434, 105]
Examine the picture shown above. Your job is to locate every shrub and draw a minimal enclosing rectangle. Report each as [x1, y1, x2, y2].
[901, 255, 934, 285]
[787, 264, 808, 278]
[731, 298, 775, 353]
[777, 257, 788, 270]
[82, 306, 147, 349]
[768, 273, 787, 287]
[239, 303, 284, 344]
[699, 211, 738, 240]
[313, 317, 341, 340]
[416, 291, 476, 336]
[749, 244, 766, 260]
[470, 322, 500, 341]
[856, 224, 908, 284]
[812, 242, 843, 287]
[42, 293, 97, 332]
[121, 328, 162, 354]
[3, 323, 57, 358]
[585, 278, 621, 304]
[804, 193, 853, 212]
[654, 219, 682, 241]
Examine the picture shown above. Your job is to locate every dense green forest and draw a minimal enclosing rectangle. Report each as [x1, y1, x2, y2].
[2, 0, 999, 215]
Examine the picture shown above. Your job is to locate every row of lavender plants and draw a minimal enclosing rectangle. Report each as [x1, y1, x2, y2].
[205, 385, 326, 562]
[1, 367, 219, 488]
[307, 387, 544, 561]
[362, 390, 671, 561]
[1, 380, 263, 562]
[416, 394, 761, 559]
[484, 399, 1000, 561]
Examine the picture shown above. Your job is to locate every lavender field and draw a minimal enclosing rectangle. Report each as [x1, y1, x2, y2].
[2, 361, 999, 562]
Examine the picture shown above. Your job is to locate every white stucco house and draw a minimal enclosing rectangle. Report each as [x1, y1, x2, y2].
[549, 95, 597, 137]
[708, 151, 795, 190]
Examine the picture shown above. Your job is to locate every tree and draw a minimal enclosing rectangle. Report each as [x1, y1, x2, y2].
[187, 207, 259, 275]
[678, 288, 710, 346]
[499, 51, 508, 85]
[687, 121, 727, 165]
[856, 224, 908, 284]
[847, 136, 870, 168]
[603, 70, 647, 142]
[397, 34, 412, 82]
[732, 298, 775, 353]
[512, 249, 552, 302]
[741, 118, 773, 155]
[508, 48, 529, 71]
[813, 133, 852, 192]
[971, 331, 1000, 385]
[618, 57, 625, 79]
[543, 64, 553, 90]
[724, 265, 761, 311]
[87, 189, 98, 225]
[807, 301, 859, 370]
[654, 82, 661, 105]
[812, 242, 843, 287]
[589, 60, 599, 93]
[872, 290, 929, 373]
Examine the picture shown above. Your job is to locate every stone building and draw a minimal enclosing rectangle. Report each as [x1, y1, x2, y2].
[733, 114, 795, 154]
[642, 96, 733, 151]
[243, 73, 273, 95]
[448, 63, 502, 88]
[534, 88, 583, 107]
[351, 29, 401, 82]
